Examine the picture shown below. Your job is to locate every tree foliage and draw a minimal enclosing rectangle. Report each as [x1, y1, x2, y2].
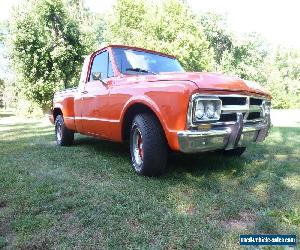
[219, 33, 269, 82]
[0, 21, 7, 44]
[199, 12, 300, 108]
[0, 21, 8, 75]
[275, 47, 300, 81]
[271, 47, 300, 107]
[8, 0, 89, 109]
[200, 12, 233, 64]
[105, 0, 215, 71]
[0, 78, 4, 107]
[6, 0, 300, 110]
[65, 0, 103, 49]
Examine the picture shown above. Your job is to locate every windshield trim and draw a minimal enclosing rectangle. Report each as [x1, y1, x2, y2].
[110, 45, 176, 59]
[112, 48, 184, 75]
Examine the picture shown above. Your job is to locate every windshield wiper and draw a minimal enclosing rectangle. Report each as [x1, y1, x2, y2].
[125, 67, 157, 75]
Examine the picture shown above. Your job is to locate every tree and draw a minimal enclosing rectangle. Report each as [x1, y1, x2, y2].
[219, 33, 270, 83]
[105, 0, 215, 71]
[275, 47, 300, 86]
[272, 47, 300, 107]
[200, 12, 233, 64]
[0, 78, 4, 107]
[8, 0, 88, 110]
[65, 0, 103, 49]
[0, 21, 8, 77]
[0, 21, 6, 43]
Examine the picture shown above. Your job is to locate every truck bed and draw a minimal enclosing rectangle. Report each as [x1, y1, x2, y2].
[54, 87, 78, 99]
[51, 87, 77, 130]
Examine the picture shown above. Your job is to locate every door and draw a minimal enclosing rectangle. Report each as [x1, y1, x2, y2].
[80, 50, 114, 138]
[74, 55, 91, 133]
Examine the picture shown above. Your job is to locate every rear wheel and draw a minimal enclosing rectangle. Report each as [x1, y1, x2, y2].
[130, 113, 167, 176]
[222, 146, 246, 157]
[55, 115, 74, 146]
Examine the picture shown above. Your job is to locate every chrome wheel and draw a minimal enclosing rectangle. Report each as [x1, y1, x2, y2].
[129, 114, 167, 176]
[56, 123, 62, 142]
[132, 127, 143, 168]
[54, 115, 74, 146]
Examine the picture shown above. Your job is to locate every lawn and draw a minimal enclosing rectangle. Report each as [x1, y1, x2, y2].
[0, 109, 299, 249]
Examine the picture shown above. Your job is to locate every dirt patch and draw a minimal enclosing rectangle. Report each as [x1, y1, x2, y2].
[61, 212, 83, 238]
[224, 212, 256, 231]
[20, 237, 51, 250]
[0, 200, 7, 208]
[0, 200, 9, 236]
[127, 218, 140, 231]
[187, 205, 197, 215]
[92, 230, 103, 245]
[0, 215, 15, 249]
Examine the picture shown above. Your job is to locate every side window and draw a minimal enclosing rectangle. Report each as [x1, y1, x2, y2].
[89, 51, 114, 81]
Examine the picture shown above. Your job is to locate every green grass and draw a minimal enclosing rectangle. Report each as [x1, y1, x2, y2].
[0, 110, 299, 249]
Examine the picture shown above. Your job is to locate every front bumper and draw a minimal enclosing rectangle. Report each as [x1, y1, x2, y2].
[177, 113, 271, 153]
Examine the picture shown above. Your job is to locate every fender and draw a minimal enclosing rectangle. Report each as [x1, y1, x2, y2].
[53, 103, 64, 114]
[120, 95, 171, 143]
[49, 103, 64, 124]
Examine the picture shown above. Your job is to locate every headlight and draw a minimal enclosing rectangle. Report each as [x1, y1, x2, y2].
[195, 101, 205, 119]
[205, 102, 216, 119]
[193, 97, 221, 122]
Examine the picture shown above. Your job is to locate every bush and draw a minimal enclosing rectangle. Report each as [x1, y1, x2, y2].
[8, 0, 88, 110]
[15, 97, 44, 118]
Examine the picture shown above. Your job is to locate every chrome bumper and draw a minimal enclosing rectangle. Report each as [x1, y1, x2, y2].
[177, 113, 271, 153]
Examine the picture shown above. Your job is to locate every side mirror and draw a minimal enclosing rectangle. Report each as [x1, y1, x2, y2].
[92, 72, 102, 81]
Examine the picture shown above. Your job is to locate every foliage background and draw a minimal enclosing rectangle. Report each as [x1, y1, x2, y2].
[1, 0, 300, 114]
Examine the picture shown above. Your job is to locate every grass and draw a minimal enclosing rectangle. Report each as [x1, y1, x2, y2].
[0, 109, 299, 249]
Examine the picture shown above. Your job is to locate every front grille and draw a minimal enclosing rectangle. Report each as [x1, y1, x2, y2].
[250, 98, 263, 106]
[247, 112, 261, 120]
[219, 96, 246, 106]
[188, 94, 267, 128]
[218, 96, 264, 124]
[219, 113, 237, 122]
[219, 112, 260, 122]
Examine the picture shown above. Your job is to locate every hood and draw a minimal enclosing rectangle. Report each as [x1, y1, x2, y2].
[121, 72, 270, 98]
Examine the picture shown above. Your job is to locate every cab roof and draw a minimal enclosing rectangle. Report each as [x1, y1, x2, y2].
[91, 45, 177, 59]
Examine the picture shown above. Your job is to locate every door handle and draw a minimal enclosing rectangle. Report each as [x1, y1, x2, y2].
[81, 90, 88, 94]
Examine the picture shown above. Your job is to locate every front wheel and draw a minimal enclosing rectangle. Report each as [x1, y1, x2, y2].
[55, 115, 74, 146]
[130, 113, 168, 176]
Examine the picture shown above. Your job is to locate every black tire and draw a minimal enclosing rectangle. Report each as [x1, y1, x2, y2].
[222, 146, 246, 157]
[130, 113, 168, 176]
[55, 115, 74, 146]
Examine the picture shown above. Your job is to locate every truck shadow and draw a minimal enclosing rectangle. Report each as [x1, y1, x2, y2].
[168, 151, 245, 174]
[0, 110, 15, 118]
[74, 136, 129, 155]
[167, 126, 300, 176]
[74, 135, 248, 176]
[73, 126, 300, 177]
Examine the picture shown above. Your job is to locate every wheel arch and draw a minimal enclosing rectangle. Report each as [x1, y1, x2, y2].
[121, 101, 168, 144]
[53, 107, 63, 121]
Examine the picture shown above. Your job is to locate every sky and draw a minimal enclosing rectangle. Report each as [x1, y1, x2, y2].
[0, 0, 300, 48]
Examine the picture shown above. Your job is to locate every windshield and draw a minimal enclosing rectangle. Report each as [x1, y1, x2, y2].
[112, 48, 185, 75]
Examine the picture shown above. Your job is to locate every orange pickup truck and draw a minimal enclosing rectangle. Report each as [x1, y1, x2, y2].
[50, 45, 271, 176]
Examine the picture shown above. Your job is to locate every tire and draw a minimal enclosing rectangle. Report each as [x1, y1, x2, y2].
[130, 113, 168, 176]
[222, 146, 246, 157]
[55, 115, 74, 146]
